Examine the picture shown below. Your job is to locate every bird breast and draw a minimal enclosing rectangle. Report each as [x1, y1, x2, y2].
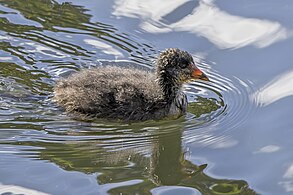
[168, 91, 188, 117]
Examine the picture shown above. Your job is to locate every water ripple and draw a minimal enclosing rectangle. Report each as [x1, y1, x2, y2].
[0, 1, 259, 193]
[182, 59, 255, 147]
[0, 56, 256, 151]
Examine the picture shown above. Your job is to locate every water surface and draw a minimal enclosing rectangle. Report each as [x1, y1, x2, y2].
[0, 0, 293, 194]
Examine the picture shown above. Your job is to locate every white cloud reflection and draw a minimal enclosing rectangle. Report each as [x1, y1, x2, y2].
[254, 145, 281, 153]
[0, 35, 12, 40]
[84, 39, 124, 57]
[279, 181, 293, 192]
[0, 183, 49, 195]
[20, 42, 70, 58]
[253, 70, 293, 106]
[0, 57, 13, 61]
[113, 0, 288, 49]
[284, 164, 293, 179]
[279, 164, 293, 192]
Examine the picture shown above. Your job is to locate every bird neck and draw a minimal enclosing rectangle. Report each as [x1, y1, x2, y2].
[157, 70, 188, 116]
[157, 72, 181, 103]
[159, 77, 187, 117]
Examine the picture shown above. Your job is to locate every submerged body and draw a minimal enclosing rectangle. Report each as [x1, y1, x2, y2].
[53, 48, 208, 121]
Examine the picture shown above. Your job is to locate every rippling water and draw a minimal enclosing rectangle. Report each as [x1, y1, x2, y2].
[1, 0, 293, 195]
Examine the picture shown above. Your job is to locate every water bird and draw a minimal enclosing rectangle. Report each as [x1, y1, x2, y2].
[53, 48, 209, 121]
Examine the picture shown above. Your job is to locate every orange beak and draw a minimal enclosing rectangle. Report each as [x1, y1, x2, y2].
[191, 64, 209, 81]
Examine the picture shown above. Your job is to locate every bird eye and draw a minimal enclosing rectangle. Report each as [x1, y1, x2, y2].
[179, 58, 189, 68]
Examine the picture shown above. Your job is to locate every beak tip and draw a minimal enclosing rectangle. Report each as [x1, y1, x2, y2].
[200, 74, 209, 81]
[191, 67, 209, 82]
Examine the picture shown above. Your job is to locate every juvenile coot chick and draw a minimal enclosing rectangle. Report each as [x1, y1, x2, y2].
[53, 48, 209, 121]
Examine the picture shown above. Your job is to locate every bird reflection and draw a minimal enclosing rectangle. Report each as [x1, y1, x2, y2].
[16, 118, 257, 194]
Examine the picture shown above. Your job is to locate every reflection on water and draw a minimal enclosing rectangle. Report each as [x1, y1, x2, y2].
[0, 0, 273, 194]
[253, 70, 293, 106]
[183, 59, 255, 148]
[114, 0, 288, 49]
[0, 0, 157, 72]
[0, 183, 49, 195]
[254, 145, 281, 154]
[280, 164, 293, 193]
[4, 123, 256, 195]
[84, 39, 124, 57]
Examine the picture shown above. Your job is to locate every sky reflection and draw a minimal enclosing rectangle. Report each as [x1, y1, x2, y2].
[113, 0, 288, 49]
[254, 145, 281, 153]
[84, 39, 124, 57]
[0, 183, 49, 195]
[253, 70, 293, 106]
[279, 164, 293, 192]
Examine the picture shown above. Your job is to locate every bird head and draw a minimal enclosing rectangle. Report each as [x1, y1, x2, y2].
[156, 48, 209, 84]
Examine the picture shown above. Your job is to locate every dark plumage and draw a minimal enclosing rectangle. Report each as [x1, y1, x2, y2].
[53, 48, 208, 121]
